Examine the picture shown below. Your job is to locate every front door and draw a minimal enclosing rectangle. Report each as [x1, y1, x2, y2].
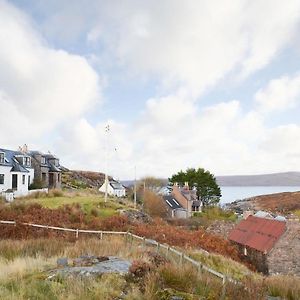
[12, 174, 18, 190]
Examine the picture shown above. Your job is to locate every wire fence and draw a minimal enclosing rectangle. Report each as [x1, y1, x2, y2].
[0, 219, 238, 286]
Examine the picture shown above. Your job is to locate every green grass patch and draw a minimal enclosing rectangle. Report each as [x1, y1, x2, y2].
[193, 206, 237, 222]
[188, 250, 256, 281]
[23, 194, 127, 219]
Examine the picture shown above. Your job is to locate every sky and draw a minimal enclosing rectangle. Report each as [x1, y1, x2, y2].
[1, 0, 300, 180]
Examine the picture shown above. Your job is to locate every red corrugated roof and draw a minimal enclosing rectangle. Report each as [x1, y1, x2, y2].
[228, 215, 286, 253]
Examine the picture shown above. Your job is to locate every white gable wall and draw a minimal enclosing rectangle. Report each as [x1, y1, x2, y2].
[0, 165, 12, 193]
[99, 182, 126, 197]
[0, 166, 34, 197]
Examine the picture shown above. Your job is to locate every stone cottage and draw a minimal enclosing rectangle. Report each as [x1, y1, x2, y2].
[29, 150, 62, 189]
[229, 215, 300, 275]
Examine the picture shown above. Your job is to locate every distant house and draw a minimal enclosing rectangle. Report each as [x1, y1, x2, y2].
[163, 195, 187, 218]
[29, 151, 62, 189]
[170, 183, 202, 218]
[0, 148, 34, 198]
[99, 180, 126, 197]
[228, 215, 300, 275]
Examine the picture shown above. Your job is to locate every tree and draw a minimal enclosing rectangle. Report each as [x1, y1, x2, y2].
[169, 168, 221, 206]
[138, 176, 167, 192]
[143, 190, 168, 218]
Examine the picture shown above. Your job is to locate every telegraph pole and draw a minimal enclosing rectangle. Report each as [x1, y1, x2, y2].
[104, 124, 110, 203]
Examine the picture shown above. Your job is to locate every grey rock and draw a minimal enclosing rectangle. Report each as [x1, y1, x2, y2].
[49, 256, 131, 279]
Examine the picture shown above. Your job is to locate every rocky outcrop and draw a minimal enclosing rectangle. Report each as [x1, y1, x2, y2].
[49, 256, 131, 279]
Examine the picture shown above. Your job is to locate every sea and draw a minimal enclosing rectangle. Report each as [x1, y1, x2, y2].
[220, 186, 300, 205]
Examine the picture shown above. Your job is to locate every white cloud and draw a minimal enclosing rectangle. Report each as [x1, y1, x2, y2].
[0, 0, 102, 145]
[2, 0, 300, 179]
[85, 0, 300, 93]
[255, 74, 300, 112]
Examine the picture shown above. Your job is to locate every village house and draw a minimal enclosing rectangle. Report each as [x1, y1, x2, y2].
[163, 182, 202, 218]
[0, 145, 63, 200]
[0, 148, 34, 198]
[228, 215, 300, 276]
[29, 150, 62, 189]
[99, 180, 126, 197]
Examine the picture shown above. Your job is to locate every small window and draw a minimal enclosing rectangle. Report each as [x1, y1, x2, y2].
[24, 157, 31, 167]
[22, 175, 25, 185]
[0, 153, 4, 164]
[0, 174, 4, 184]
[41, 157, 46, 164]
[28, 175, 31, 187]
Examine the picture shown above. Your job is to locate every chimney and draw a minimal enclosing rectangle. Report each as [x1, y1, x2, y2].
[184, 181, 189, 190]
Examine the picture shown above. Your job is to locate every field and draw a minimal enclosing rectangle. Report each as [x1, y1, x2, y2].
[1, 190, 300, 299]
[0, 237, 299, 300]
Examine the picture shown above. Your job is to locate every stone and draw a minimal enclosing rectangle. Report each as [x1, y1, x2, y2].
[49, 256, 131, 279]
[73, 255, 109, 267]
[57, 257, 68, 267]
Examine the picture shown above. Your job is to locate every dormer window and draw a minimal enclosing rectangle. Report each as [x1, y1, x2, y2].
[24, 157, 31, 167]
[41, 157, 46, 164]
[0, 153, 4, 164]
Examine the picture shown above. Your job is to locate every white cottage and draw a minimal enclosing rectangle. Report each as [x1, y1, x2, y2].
[99, 180, 126, 197]
[0, 148, 34, 199]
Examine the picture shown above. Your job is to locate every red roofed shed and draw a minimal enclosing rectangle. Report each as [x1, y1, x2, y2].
[229, 215, 286, 274]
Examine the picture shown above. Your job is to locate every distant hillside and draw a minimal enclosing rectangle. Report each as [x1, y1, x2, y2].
[62, 170, 112, 189]
[216, 172, 300, 186]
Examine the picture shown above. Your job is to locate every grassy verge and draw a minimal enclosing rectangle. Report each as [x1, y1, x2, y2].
[193, 206, 237, 222]
[0, 238, 299, 300]
[15, 190, 133, 219]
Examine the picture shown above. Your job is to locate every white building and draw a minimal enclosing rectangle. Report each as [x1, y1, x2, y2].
[0, 148, 34, 199]
[99, 180, 126, 197]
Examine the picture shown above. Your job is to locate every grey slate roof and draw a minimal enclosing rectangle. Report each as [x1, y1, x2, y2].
[163, 195, 183, 209]
[0, 148, 29, 173]
[110, 181, 125, 190]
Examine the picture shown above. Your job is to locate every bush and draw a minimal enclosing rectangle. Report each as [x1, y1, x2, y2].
[143, 190, 168, 218]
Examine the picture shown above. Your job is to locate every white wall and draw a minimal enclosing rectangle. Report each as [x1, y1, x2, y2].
[0, 166, 34, 197]
[99, 183, 126, 197]
[0, 165, 12, 193]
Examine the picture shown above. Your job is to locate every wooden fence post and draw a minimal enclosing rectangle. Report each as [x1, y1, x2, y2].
[179, 252, 184, 265]
[100, 231, 103, 240]
[157, 242, 160, 253]
[221, 275, 227, 300]
[76, 229, 79, 239]
[166, 246, 170, 258]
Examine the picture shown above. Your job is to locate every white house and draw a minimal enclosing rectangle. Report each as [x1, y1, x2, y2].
[0, 148, 34, 199]
[99, 180, 126, 197]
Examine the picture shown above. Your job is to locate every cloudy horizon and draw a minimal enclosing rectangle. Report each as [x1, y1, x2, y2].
[1, 0, 300, 180]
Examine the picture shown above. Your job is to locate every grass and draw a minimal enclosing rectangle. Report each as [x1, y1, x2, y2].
[0, 238, 299, 299]
[193, 206, 237, 222]
[293, 209, 300, 220]
[188, 250, 257, 281]
[15, 190, 133, 219]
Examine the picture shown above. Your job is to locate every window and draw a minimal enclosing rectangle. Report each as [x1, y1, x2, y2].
[41, 157, 46, 164]
[22, 175, 25, 185]
[24, 157, 31, 167]
[28, 176, 31, 187]
[58, 173, 60, 182]
[0, 153, 4, 164]
[0, 174, 4, 184]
